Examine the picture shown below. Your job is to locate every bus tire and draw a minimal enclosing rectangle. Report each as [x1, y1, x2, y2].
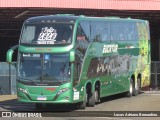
[88, 91, 95, 107]
[95, 83, 100, 103]
[126, 79, 133, 97]
[79, 91, 87, 109]
[95, 89, 100, 103]
[133, 78, 141, 96]
[137, 78, 141, 94]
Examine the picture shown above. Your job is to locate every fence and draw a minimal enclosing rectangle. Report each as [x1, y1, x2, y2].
[151, 61, 160, 90]
[0, 62, 16, 95]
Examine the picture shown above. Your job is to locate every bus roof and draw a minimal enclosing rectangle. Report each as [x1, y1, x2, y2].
[24, 14, 147, 24]
[25, 14, 79, 24]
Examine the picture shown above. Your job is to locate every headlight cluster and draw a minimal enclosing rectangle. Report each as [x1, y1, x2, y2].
[57, 88, 69, 95]
[18, 87, 28, 94]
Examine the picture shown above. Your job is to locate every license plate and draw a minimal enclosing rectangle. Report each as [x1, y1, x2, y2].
[37, 96, 46, 100]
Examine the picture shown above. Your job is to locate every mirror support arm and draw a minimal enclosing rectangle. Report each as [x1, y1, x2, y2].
[6, 45, 19, 63]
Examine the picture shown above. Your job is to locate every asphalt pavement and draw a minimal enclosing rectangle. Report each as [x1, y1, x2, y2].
[0, 91, 160, 119]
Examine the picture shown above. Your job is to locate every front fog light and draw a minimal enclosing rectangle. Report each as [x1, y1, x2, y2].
[18, 87, 28, 94]
[57, 88, 69, 95]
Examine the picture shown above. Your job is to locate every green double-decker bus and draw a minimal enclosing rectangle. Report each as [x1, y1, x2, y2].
[6, 14, 150, 109]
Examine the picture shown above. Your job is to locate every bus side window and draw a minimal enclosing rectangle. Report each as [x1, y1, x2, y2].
[77, 21, 90, 42]
[110, 22, 119, 41]
[119, 33, 125, 40]
[91, 21, 100, 42]
[127, 23, 135, 40]
[119, 22, 126, 41]
[90, 21, 110, 42]
[101, 33, 108, 42]
[101, 22, 110, 42]
[77, 29, 87, 42]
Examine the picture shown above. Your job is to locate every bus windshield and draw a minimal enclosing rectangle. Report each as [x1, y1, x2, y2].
[20, 23, 73, 45]
[17, 53, 71, 83]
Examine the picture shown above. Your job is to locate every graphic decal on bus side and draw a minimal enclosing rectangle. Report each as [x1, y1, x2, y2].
[37, 27, 57, 44]
[87, 55, 131, 77]
[135, 22, 150, 87]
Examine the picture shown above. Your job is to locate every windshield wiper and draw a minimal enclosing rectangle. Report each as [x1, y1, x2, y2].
[61, 80, 70, 84]
[18, 77, 38, 85]
[57, 81, 63, 85]
[41, 74, 64, 85]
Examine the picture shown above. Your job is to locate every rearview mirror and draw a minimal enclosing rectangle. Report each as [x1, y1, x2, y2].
[6, 45, 18, 63]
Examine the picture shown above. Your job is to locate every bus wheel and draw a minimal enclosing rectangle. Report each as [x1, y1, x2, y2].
[79, 91, 87, 109]
[95, 89, 100, 103]
[133, 78, 141, 96]
[88, 91, 95, 107]
[126, 79, 133, 97]
[137, 78, 141, 94]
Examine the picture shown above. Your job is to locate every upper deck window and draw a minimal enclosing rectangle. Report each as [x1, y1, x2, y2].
[20, 23, 73, 45]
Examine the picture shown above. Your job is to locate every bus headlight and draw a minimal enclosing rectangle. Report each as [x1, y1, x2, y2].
[18, 87, 28, 94]
[57, 88, 69, 95]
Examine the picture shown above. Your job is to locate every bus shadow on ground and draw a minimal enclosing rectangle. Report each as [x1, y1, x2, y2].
[0, 98, 79, 112]
[0, 92, 145, 112]
[99, 91, 144, 104]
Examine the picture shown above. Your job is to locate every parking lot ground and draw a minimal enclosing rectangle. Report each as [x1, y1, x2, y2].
[0, 95, 16, 102]
[0, 91, 160, 112]
[0, 91, 160, 119]
[0, 90, 160, 102]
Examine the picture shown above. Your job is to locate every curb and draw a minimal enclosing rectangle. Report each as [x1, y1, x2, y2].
[142, 91, 160, 94]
